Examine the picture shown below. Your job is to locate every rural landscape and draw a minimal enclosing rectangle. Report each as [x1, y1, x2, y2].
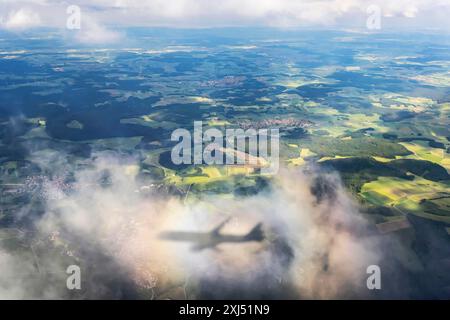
[1, 2, 450, 300]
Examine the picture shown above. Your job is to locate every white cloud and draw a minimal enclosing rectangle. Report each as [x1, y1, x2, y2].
[80, 0, 450, 29]
[0, 1, 450, 32]
[1, 8, 41, 30]
[403, 5, 419, 18]
[74, 18, 123, 45]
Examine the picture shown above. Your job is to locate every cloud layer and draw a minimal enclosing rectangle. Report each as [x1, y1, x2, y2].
[0, 153, 385, 299]
[0, 0, 450, 33]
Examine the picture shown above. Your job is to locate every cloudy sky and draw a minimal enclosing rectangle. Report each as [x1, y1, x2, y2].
[0, 1, 449, 43]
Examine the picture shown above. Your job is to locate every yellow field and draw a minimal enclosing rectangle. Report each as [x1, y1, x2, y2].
[309, 109, 390, 137]
[361, 176, 448, 204]
[360, 176, 450, 223]
[411, 72, 450, 87]
[207, 119, 231, 126]
[170, 165, 255, 186]
[286, 148, 316, 166]
[317, 155, 352, 162]
[300, 148, 316, 158]
[374, 94, 436, 113]
[398, 142, 450, 171]
[287, 157, 305, 166]
[190, 96, 214, 104]
[225, 166, 254, 175]
[201, 166, 222, 178]
[372, 156, 393, 163]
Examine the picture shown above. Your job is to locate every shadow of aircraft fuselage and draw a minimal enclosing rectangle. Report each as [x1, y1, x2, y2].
[159, 219, 264, 251]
